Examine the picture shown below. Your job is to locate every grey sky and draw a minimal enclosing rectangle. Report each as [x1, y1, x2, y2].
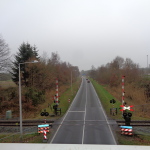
[1, 0, 150, 71]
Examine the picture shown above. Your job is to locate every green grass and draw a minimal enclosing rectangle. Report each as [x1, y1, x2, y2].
[32, 78, 81, 119]
[116, 131, 150, 145]
[0, 132, 47, 143]
[90, 79, 150, 120]
[90, 79, 122, 119]
[49, 79, 81, 116]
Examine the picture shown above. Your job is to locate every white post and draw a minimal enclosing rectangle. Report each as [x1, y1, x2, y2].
[147, 55, 149, 75]
[71, 71, 72, 95]
[19, 63, 23, 136]
[147, 55, 148, 68]
[122, 76, 125, 105]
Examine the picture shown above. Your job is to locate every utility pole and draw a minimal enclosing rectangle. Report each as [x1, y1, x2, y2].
[71, 71, 72, 95]
[147, 55, 149, 75]
[122, 76, 125, 106]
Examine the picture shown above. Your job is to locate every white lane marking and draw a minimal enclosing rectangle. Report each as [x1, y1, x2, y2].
[50, 78, 83, 144]
[82, 79, 87, 144]
[68, 111, 85, 112]
[91, 83, 117, 145]
[64, 120, 106, 121]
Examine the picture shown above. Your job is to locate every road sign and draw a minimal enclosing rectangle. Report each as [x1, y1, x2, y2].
[120, 105, 134, 111]
[110, 99, 116, 104]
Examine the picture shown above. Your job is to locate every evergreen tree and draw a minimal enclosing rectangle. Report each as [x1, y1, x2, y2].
[11, 42, 39, 86]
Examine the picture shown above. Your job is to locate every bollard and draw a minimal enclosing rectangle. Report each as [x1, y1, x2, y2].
[43, 129, 47, 142]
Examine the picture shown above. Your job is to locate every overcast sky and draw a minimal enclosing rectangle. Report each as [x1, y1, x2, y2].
[1, 0, 150, 71]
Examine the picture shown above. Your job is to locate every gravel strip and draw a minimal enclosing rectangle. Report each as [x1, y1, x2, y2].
[0, 126, 37, 133]
[133, 127, 150, 135]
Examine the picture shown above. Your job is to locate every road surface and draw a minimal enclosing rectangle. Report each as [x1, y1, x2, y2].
[50, 77, 117, 144]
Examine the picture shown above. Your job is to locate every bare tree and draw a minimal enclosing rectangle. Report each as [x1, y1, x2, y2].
[0, 36, 10, 71]
[113, 56, 124, 69]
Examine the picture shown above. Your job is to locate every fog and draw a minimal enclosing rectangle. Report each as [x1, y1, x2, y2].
[1, 0, 150, 70]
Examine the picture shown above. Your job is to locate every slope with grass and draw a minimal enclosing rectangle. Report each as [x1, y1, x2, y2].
[90, 78, 150, 145]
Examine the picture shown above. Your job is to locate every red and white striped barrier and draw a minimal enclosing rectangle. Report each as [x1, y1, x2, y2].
[121, 131, 133, 135]
[120, 128, 133, 132]
[120, 126, 133, 136]
[128, 132, 133, 135]
[38, 124, 50, 134]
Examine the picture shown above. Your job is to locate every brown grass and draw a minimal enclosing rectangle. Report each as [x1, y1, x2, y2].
[0, 80, 16, 89]
[106, 83, 150, 119]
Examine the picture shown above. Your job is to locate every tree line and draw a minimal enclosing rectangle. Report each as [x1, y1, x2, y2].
[0, 36, 79, 115]
[89, 56, 147, 87]
[88, 56, 150, 117]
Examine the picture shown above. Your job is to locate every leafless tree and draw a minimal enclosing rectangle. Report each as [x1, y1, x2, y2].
[0, 36, 10, 71]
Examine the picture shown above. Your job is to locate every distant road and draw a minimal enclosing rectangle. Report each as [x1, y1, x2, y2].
[50, 77, 117, 144]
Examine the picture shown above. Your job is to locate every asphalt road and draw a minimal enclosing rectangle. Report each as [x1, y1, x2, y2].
[50, 77, 117, 144]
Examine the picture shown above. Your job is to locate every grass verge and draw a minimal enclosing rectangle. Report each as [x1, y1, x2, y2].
[36, 78, 81, 119]
[90, 78, 150, 145]
[0, 132, 50, 143]
[90, 78, 122, 120]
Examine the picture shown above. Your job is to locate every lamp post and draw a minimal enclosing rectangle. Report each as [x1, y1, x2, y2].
[71, 71, 72, 95]
[71, 70, 77, 95]
[19, 60, 38, 136]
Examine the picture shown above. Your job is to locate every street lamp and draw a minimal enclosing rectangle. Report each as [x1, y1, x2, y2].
[71, 70, 77, 95]
[19, 60, 38, 136]
[71, 71, 73, 95]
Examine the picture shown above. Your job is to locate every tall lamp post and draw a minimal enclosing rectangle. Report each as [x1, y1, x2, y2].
[71, 70, 77, 95]
[19, 60, 38, 136]
[71, 71, 73, 95]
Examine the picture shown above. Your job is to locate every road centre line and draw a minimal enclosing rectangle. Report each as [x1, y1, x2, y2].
[68, 111, 85, 112]
[82, 79, 87, 144]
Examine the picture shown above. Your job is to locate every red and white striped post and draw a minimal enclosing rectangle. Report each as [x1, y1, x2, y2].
[56, 78, 59, 105]
[122, 76, 125, 105]
[43, 129, 47, 140]
[68, 98, 70, 103]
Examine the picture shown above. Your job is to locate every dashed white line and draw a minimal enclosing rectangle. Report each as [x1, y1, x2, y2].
[68, 111, 85, 112]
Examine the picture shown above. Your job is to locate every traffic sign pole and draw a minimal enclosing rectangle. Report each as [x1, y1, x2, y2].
[56, 78, 59, 105]
[122, 76, 125, 105]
